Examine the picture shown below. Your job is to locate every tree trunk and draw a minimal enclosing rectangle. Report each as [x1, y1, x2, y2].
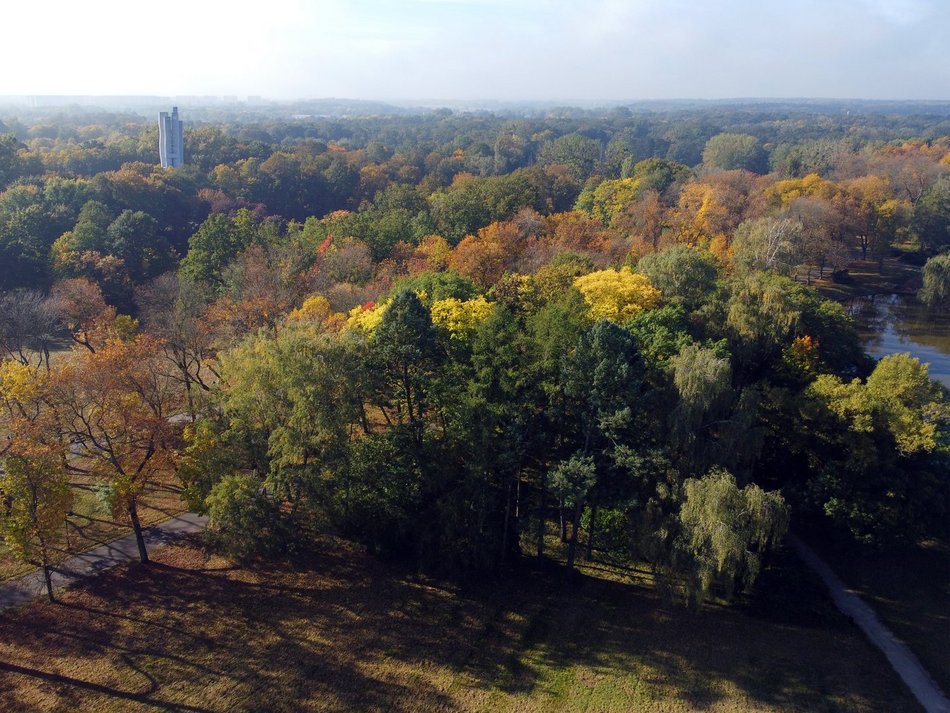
[559, 499, 568, 542]
[128, 498, 149, 563]
[585, 501, 598, 562]
[500, 477, 512, 566]
[42, 563, 54, 602]
[40, 538, 54, 602]
[536, 474, 545, 559]
[566, 504, 582, 572]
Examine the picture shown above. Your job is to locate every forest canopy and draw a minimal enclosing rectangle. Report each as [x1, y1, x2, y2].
[0, 102, 948, 604]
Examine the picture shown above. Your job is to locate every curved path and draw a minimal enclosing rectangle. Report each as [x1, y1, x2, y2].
[0, 513, 208, 611]
[789, 533, 950, 713]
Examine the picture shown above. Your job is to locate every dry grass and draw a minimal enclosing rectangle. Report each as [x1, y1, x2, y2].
[0, 537, 921, 712]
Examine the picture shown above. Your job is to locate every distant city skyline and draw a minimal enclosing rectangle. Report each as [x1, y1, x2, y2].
[4, 0, 948, 101]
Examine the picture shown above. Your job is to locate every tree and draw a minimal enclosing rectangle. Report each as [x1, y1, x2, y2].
[573, 267, 660, 322]
[372, 289, 443, 447]
[0, 134, 26, 190]
[912, 174, 950, 253]
[0, 361, 72, 601]
[105, 209, 171, 282]
[673, 469, 788, 606]
[0, 452, 72, 601]
[49, 278, 116, 353]
[0, 290, 61, 369]
[636, 245, 718, 311]
[556, 321, 646, 567]
[731, 217, 804, 275]
[218, 326, 366, 519]
[537, 133, 602, 179]
[918, 253, 950, 308]
[805, 354, 949, 543]
[178, 209, 261, 288]
[550, 454, 596, 571]
[137, 272, 217, 417]
[670, 343, 735, 475]
[52, 335, 179, 563]
[702, 133, 768, 173]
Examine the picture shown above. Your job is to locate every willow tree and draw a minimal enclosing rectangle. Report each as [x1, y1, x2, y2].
[673, 469, 788, 606]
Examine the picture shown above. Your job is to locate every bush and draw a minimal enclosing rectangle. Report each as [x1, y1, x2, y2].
[205, 473, 282, 559]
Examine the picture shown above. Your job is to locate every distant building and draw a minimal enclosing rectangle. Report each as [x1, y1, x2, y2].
[158, 107, 184, 168]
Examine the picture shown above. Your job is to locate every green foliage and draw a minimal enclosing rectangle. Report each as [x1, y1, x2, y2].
[636, 245, 718, 312]
[623, 158, 691, 193]
[179, 209, 262, 287]
[393, 270, 478, 303]
[918, 252, 950, 307]
[912, 174, 950, 253]
[804, 354, 949, 544]
[731, 217, 804, 275]
[551, 454, 597, 509]
[702, 133, 768, 173]
[537, 133, 602, 179]
[674, 469, 789, 605]
[0, 454, 72, 567]
[429, 172, 539, 244]
[205, 473, 282, 559]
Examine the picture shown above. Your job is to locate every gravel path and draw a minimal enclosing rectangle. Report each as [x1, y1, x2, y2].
[789, 533, 950, 713]
[0, 513, 208, 611]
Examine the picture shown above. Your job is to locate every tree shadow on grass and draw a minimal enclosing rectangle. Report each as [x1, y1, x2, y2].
[0, 539, 921, 713]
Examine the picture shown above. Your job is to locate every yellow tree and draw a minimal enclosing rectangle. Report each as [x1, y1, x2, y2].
[0, 361, 72, 600]
[573, 267, 660, 322]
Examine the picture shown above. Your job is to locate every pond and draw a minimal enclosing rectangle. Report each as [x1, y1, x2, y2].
[849, 294, 950, 389]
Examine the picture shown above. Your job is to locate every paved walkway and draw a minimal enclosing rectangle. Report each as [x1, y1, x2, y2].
[789, 533, 950, 713]
[0, 513, 208, 611]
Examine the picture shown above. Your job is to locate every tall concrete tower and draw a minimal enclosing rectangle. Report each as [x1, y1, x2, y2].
[158, 107, 184, 168]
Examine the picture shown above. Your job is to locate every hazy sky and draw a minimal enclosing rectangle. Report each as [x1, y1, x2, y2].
[3, 0, 947, 101]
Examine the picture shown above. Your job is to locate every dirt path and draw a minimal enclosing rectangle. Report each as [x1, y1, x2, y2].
[789, 533, 950, 713]
[0, 513, 208, 611]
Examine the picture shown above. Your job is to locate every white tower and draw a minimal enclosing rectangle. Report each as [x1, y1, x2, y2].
[158, 107, 184, 168]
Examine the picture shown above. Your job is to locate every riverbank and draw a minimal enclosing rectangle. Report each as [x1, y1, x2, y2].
[814, 256, 923, 303]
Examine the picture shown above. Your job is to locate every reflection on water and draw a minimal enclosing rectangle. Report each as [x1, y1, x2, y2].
[849, 294, 950, 388]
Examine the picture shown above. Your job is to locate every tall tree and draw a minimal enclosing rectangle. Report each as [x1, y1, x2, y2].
[52, 335, 179, 563]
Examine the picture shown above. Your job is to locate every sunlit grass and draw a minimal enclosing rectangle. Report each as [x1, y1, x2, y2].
[0, 536, 920, 712]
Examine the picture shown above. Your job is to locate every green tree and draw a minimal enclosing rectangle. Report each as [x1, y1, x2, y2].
[702, 133, 768, 173]
[0, 453, 72, 601]
[918, 253, 950, 308]
[636, 245, 719, 312]
[912, 174, 950, 253]
[673, 469, 789, 606]
[550, 453, 597, 571]
[731, 217, 804, 275]
[372, 289, 443, 448]
[179, 209, 261, 288]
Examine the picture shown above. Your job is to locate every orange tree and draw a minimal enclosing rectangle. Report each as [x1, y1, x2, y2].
[51, 333, 181, 563]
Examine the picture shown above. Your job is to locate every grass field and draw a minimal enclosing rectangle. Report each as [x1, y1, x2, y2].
[0, 535, 921, 712]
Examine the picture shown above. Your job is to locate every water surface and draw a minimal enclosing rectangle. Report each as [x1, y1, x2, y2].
[850, 294, 950, 389]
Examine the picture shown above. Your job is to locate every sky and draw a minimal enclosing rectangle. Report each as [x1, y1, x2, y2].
[2, 0, 948, 102]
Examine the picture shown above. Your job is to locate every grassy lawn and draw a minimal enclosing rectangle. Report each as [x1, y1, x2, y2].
[0, 536, 921, 712]
[801, 528, 950, 695]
